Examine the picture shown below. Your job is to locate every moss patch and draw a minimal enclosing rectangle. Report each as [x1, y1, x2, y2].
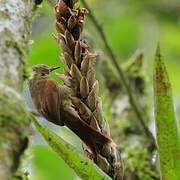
[0, 87, 29, 179]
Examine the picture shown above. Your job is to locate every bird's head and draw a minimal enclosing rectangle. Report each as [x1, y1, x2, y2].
[32, 64, 60, 78]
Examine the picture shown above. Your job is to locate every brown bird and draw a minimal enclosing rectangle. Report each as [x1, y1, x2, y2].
[29, 64, 114, 158]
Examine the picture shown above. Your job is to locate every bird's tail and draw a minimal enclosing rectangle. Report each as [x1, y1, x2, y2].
[62, 108, 116, 155]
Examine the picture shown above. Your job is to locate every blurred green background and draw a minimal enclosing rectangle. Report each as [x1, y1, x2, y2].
[27, 0, 180, 179]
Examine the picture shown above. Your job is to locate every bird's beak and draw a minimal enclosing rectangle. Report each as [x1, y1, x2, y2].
[49, 66, 60, 72]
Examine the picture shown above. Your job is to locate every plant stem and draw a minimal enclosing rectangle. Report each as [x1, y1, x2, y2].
[81, 0, 155, 146]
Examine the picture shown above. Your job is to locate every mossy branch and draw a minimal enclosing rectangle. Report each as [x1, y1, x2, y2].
[0, 0, 42, 179]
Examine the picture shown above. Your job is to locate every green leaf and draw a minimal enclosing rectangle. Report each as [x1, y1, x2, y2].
[31, 115, 112, 180]
[153, 45, 180, 180]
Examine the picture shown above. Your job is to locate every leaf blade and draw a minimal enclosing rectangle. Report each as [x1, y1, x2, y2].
[153, 45, 180, 179]
[31, 115, 112, 180]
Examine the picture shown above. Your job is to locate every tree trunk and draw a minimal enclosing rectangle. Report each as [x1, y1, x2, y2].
[0, 0, 38, 179]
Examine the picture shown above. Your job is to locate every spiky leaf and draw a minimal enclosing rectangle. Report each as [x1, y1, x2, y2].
[32, 115, 112, 180]
[153, 45, 180, 180]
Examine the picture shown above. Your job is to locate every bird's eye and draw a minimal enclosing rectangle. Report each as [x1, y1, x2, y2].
[41, 73, 45, 76]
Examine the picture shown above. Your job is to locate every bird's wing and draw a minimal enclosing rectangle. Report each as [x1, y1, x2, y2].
[44, 78, 63, 126]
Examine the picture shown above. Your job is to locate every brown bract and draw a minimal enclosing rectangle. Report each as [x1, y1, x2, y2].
[54, 0, 123, 179]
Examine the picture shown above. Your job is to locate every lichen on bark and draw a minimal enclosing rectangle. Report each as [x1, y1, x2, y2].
[0, 0, 39, 179]
[0, 0, 36, 90]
